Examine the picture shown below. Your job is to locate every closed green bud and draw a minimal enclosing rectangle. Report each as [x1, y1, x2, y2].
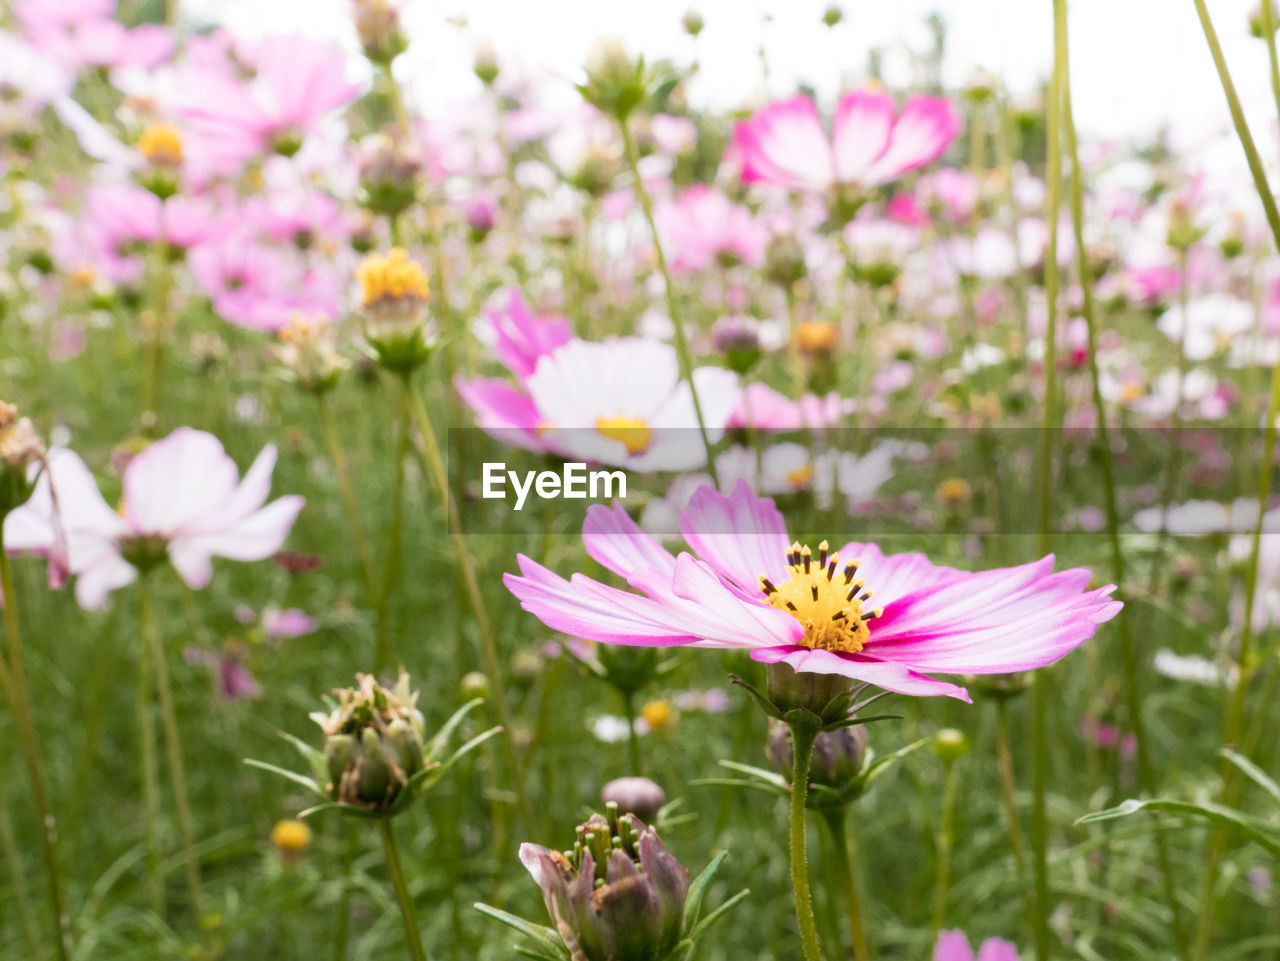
[933, 727, 969, 765]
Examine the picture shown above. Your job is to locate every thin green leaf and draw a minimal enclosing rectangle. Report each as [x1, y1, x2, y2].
[683, 851, 727, 928]
[1221, 748, 1280, 808]
[424, 697, 485, 760]
[685, 887, 751, 943]
[415, 726, 503, 796]
[1076, 798, 1280, 857]
[474, 903, 569, 959]
[242, 758, 323, 796]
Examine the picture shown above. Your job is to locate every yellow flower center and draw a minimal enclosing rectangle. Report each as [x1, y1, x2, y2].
[356, 247, 430, 308]
[760, 540, 882, 653]
[68, 266, 96, 289]
[937, 478, 970, 505]
[785, 463, 815, 488]
[596, 415, 652, 454]
[139, 123, 184, 167]
[640, 699, 674, 730]
[270, 819, 313, 855]
[795, 320, 840, 355]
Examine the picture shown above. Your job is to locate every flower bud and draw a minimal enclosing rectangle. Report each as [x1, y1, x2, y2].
[460, 671, 491, 701]
[766, 719, 867, 788]
[311, 671, 427, 812]
[464, 193, 499, 241]
[137, 122, 184, 199]
[519, 804, 689, 961]
[597, 644, 661, 695]
[580, 38, 655, 121]
[712, 314, 762, 374]
[601, 776, 666, 823]
[357, 132, 423, 219]
[765, 233, 807, 288]
[933, 727, 969, 765]
[355, 248, 435, 372]
[822, 5, 844, 27]
[0, 403, 46, 517]
[763, 661, 853, 723]
[681, 10, 704, 37]
[275, 313, 345, 394]
[353, 0, 408, 66]
[474, 42, 500, 86]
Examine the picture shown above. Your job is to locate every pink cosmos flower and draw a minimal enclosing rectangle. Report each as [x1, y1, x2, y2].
[657, 186, 767, 274]
[4, 429, 304, 610]
[935, 930, 1021, 961]
[505, 482, 1120, 701]
[457, 338, 741, 471]
[726, 383, 854, 432]
[175, 35, 362, 173]
[83, 182, 222, 283]
[481, 287, 573, 379]
[732, 88, 961, 193]
[17, 0, 172, 71]
[189, 233, 341, 332]
[185, 646, 262, 700]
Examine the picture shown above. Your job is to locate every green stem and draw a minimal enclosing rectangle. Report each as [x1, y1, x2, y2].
[378, 819, 429, 961]
[1062, 65, 1189, 959]
[374, 386, 412, 672]
[136, 594, 163, 917]
[140, 580, 204, 919]
[931, 759, 958, 936]
[618, 118, 719, 488]
[822, 811, 870, 961]
[1030, 5, 1067, 960]
[0, 542, 71, 960]
[404, 376, 524, 823]
[332, 823, 357, 961]
[0, 750, 44, 959]
[786, 720, 823, 961]
[1189, 2, 1280, 955]
[317, 392, 378, 602]
[622, 689, 642, 774]
[994, 702, 1036, 933]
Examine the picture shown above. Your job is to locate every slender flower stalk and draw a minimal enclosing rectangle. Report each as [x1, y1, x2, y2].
[931, 754, 959, 935]
[1062, 67, 1189, 958]
[994, 700, 1035, 933]
[317, 393, 377, 601]
[374, 392, 411, 672]
[787, 719, 824, 961]
[136, 598, 163, 916]
[140, 578, 204, 919]
[821, 810, 870, 961]
[0, 544, 71, 961]
[622, 689, 642, 774]
[0, 778, 42, 959]
[618, 119, 721, 487]
[379, 818, 429, 961]
[1030, 5, 1067, 960]
[1189, 2, 1280, 955]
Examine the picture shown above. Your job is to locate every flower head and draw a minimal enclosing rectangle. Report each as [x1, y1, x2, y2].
[356, 248, 434, 370]
[935, 930, 1021, 961]
[0, 402, 47, 517]
[519, 804, 689, 961]
[505, 481, 1120, 704]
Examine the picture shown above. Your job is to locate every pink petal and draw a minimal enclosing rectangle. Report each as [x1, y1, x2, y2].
[749, 645, 972, 701]
[583, 502, 677, 580]
[733, 94, 834, 191]
[678, 480, 791, 595]
[863, 95, 961, 186]
[934, 930, 977, 961]
[831, 88, 896, 183]
[124, 429, 239, 536]
[976, 938, 1022, 961]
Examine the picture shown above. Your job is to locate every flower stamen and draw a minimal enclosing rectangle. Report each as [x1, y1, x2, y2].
[760, 540, 884, 653]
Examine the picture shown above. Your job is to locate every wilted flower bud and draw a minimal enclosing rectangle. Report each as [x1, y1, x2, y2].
[357, 132, 423, 219]
[681, 10, 704, 36]
[310, 671, 427, 812]
[519, 804, 690, 961]
[766, 719, 868, 788]
[356, 248, 435, 371]
[0, 402, 46, 516]
[765, 233, 807, 288]
[580, 38, 657, 121]
[275, 313, 345, 394]
[353, 0, 408, 66]
[474, 41, 500, 86]
[712, 314, 762, 374]
[601, 776, 666, 823]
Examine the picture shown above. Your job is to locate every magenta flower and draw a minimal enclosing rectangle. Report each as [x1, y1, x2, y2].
[4, 429, 304, 610]
[482, 287, 573, 379]
[175, 35, 362, 172]
[657, 185, 768, 274]
[935, 930, 1021, 961]
[732, 88, 960, 193]
[505, 482, 1120, 701]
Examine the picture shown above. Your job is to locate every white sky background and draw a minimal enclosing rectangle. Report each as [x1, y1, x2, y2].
[182, 0, 1280, 189]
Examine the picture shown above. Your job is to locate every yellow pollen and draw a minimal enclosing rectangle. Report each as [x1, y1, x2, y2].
[356, 247, 430, 307]
[596, 415, 652, 454]
[139, 123, 184, 166]
[759, 540, 883, 653]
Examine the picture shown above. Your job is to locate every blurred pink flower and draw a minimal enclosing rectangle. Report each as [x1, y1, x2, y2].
[732, 89, 960, 193]
[5, 429, 304, 610]
[935, 930, 1021, 961]
[83, 182, 222, 283]
[189, 233, 341, 332]
[175, 35, 362, 173]
[185, 646, 262, 700]
[658, 186, 767, 274]
[482, 287, 573, 379]
[727, 383, 854, 432]
[506, 481, 1120, 701]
